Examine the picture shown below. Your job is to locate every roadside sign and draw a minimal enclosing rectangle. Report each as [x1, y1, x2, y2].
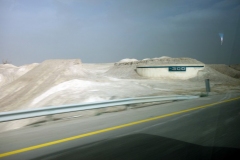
[169, 66, 186, 71]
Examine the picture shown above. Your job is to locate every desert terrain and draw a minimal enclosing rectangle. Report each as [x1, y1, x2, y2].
[0, 57, 240, 132]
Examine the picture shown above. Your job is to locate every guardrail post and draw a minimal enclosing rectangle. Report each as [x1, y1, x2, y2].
[205, 79, 211, 95]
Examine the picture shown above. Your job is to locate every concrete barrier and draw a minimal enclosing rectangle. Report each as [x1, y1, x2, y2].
[136, 64, 204, 80]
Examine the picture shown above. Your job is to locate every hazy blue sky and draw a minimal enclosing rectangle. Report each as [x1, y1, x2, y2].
[0, 0, 240, 65]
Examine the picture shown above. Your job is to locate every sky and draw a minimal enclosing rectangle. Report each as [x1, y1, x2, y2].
[0, 0, 240, 66]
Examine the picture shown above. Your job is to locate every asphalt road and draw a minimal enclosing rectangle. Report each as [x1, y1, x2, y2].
[0, 93, 240, 160]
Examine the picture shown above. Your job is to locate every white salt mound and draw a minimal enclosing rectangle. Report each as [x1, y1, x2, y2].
[119, 58, 138, 63]
[0, 59, 93, 132]
[0, 63, 38, 87]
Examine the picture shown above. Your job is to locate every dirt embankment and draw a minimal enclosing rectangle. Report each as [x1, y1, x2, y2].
[190, 66, 240, 85]
[208, 64, 240, 79]
[229, 64, 240, 71]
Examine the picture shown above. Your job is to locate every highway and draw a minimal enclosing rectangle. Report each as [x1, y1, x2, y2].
[0, 93, 240, 160]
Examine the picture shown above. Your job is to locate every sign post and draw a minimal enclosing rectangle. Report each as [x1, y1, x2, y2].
[205, 79, 211, 95]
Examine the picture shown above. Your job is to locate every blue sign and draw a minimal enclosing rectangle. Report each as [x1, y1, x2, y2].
[169, 66, 186, 71]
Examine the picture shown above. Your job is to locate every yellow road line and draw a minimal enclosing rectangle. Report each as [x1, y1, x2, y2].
[1, 96, 240, 158]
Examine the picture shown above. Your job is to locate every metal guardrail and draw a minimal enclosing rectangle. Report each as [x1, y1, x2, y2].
[0, 95, 199, 122]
